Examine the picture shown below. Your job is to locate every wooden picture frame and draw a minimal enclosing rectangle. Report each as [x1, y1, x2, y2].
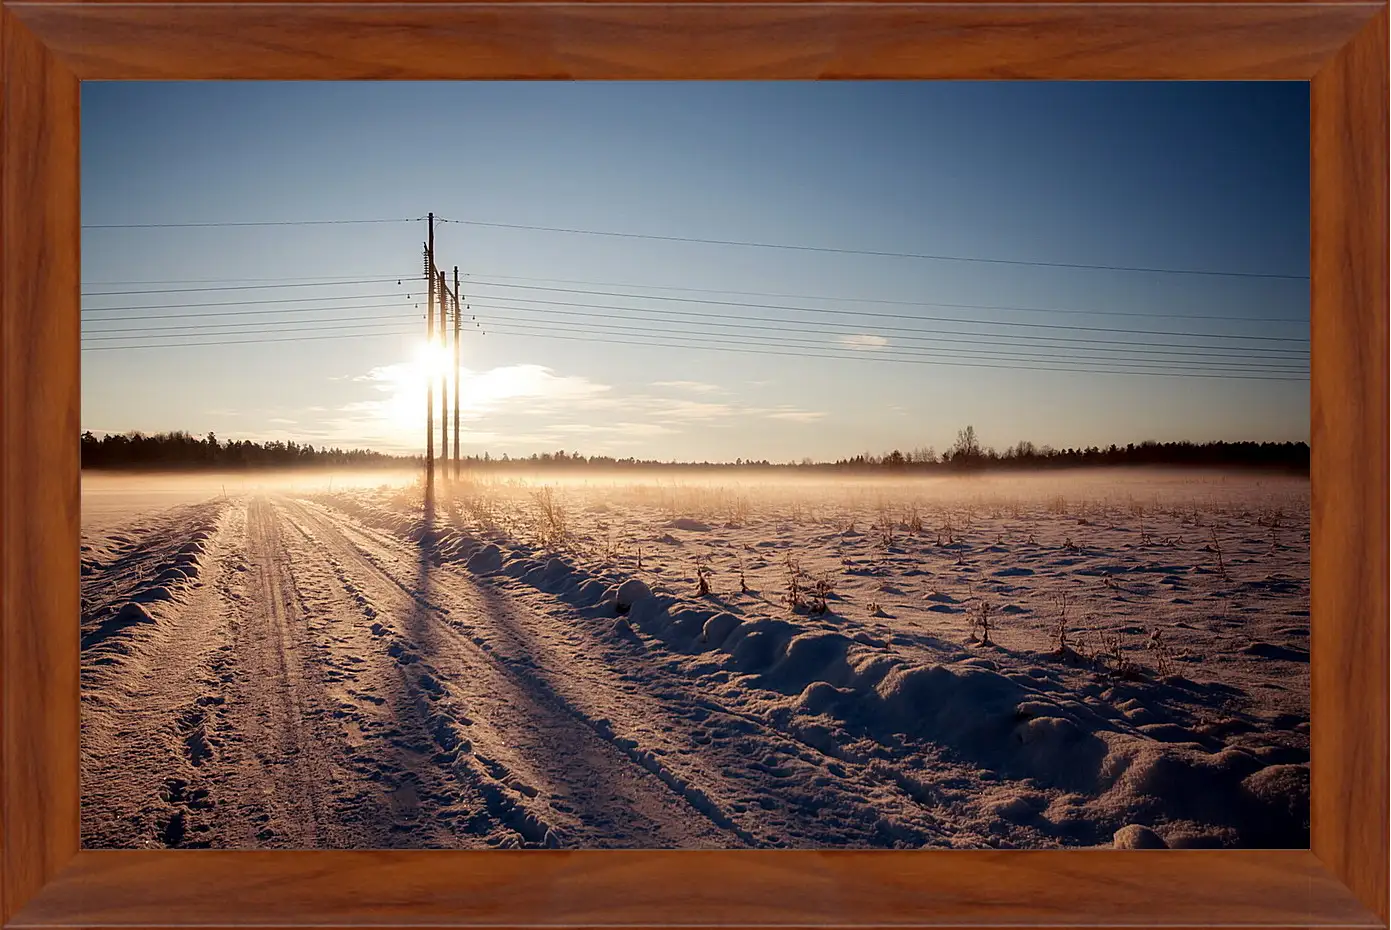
[2, 2, 1386, 927]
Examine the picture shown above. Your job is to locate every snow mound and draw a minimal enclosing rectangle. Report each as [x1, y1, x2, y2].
[875, 664, 1027, 745]
[1241, 763, 1310, 835]
[575, 578, 611, 607]
[661, 608, 713, 646]
[629, 593, 676, 628]
[466, 544, 503, 573]
[615, 578, 652, 609]
[666, 518, 711, 532]
[796, 680, 852, 716]
[724, 618, 800, 672]
[767, 632, 857, 688]
[1241, 641, 1309, 662]
[542, 558, 573, 583]
[701, 612, 743, 648]
[1113, 824, 1168, 849]
[83, 601, 158, 653]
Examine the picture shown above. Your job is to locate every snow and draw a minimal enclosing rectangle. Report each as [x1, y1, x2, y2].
[615, 578, 652, 609]
[467, 544, 504, 573]
[1113, 823, 1167, 849]
[81, 468, 1309, 850]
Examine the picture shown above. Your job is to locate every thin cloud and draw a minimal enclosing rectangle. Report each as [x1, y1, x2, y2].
[763, 406, 827, 423]
[546, 422, 677, 437]
[652, 399, 737, 420]
[652, 380, 724, 395]
[839, 334, 890, 350]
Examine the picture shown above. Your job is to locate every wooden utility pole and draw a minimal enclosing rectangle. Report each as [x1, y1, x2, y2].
[453, 266, 461, 482]
[425, 213, 435, 491]
[438, 269, 449, 475]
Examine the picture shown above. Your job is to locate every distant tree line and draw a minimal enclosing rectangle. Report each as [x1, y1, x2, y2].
[80, 427, 1309, 474]
[826, 426, 1310, 474]
[453, 427, 1309, 474]
[81, 431, 415, 471]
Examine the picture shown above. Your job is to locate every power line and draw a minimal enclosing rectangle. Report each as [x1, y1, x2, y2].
[83, 217, 425, 230]
[82, 292, 413, 315]
[460, 288, 1308, 345]
[463, 273, 1308, 325]
[474, 322, 1308, 383]
[82, 277, 411, 298]
[469, 312, 1305, 376]
[81, 301, 418, 326]
[84, 320, 420, 342]
[81, 328, 420, 352]
[85, 313, 421, 336]
[440, 219, 1309, 282]
[79, 298, 1306, 369]
[465, 298, 1307, 357]
[78, 290, 1305, 359]
[79, 313, 1305, 381]
[465, 301, 1307, 365]
[82, 271, 416, 288]
[77, 307, 1307, 382]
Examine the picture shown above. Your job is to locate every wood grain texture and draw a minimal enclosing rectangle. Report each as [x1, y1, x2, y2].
[1, 1, 1388, 928]
[0, 3, 80, 926]
[2, 3, 1380, 80]
[1310, 6, 1390, 927]
[7, 850, 1386, 928]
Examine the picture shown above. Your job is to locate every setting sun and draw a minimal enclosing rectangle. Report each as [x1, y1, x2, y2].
[413, 340, 451, 380]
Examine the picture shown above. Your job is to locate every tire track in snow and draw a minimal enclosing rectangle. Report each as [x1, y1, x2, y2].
[276, 520, 548, 849]
[282, 497, 744, 848]
[81, 500, 240, 848]
[217, 497, 384, 848]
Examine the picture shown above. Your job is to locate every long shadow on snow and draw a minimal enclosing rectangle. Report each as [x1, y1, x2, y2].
[444, 564, 756, 847]
[374, 488, 562, 848]
[350, 486, 466, 847]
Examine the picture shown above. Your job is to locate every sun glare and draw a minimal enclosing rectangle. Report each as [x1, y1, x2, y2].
[414, 341, 451, 379]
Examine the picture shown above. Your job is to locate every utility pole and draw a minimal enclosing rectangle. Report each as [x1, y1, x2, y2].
[438, 268, 449, 477]
[453, 266, 461, 482]
[425, 213, 435, 493]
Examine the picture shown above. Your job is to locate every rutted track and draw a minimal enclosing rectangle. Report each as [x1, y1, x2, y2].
[279, 496, 745, 848]
[80, 501, 241, 848]
[212, 498, 379, 848]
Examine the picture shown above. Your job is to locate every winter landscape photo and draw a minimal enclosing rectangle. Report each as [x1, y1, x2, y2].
[81, 81, 1311, 851]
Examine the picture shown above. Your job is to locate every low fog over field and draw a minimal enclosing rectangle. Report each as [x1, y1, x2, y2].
[81, 468, 1309, 850]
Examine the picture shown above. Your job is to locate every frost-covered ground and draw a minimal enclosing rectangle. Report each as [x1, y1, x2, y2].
[81, 469, 1309, 850]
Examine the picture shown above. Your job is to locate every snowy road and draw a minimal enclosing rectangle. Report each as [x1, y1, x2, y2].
[84, 495, 752, 848]
[81, 484, 1311, 850]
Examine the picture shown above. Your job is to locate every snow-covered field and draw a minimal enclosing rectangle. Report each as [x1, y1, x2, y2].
[81, 469, 1310, 850]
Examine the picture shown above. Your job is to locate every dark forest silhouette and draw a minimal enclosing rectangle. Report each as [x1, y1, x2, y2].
[81, 431, 409, 471]
[81, 427, 1309, 474]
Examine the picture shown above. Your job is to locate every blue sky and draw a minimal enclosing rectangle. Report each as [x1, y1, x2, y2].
[81, 82, 1309, 461]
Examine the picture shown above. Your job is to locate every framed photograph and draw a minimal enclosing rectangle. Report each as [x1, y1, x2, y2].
[2, 1, 1385, 928]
